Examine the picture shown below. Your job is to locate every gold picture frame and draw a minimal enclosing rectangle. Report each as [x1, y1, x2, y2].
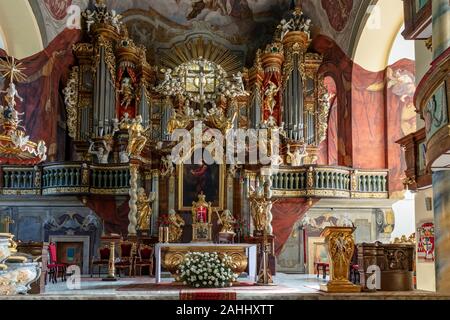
[178, 162, 225, 212]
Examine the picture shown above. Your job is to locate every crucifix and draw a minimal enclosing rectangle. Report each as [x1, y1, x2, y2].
[190, 59, 214, 116]
[1, 216, 14, 233]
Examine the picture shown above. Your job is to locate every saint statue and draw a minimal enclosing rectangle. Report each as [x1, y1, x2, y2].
[127, 115, 147, 158]
[118, 77, 134, 109]
[168, 209, 185, 243]
[264, 81, 279, 116]
[216, 209, 236, 234]
[136, 188, 156, 231]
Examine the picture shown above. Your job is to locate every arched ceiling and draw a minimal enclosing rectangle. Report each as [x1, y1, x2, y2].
[28, 0, 373, 66]
[353, 0, 405, 72]
[0, 0, 43, 58]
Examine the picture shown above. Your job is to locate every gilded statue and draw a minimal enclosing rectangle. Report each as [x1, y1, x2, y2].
[264, 81, 279, 116]
[136, 188, 156, 231]
[216, 209, 236, 234]
[127, 115, 148, 158]
[118, 77, 134, 109]
[249, 185, 272, 235]
[168, 209, 185, 243]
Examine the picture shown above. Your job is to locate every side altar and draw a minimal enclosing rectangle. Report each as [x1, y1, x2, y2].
[155, 243, 257, 284]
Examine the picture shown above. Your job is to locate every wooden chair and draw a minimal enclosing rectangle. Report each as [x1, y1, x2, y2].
[134, 245, 154, 277]
[115, 241, 134, 277]
[47, 243, 67, 283]
[91, 245, 110, 278]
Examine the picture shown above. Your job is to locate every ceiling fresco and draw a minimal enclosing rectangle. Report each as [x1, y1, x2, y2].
[29, 0, 372, 65]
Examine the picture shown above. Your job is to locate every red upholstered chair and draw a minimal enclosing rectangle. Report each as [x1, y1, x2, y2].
[91, 245, 111, 278]
[115, 241, 134, 277]
[47, 243, 67, 283]
[134, 245, 154, 277]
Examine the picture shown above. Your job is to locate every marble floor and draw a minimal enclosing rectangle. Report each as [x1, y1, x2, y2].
[3, 274, 450, 300]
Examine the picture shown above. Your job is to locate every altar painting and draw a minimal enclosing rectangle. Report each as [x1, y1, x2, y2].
[178, 151, 224, 211]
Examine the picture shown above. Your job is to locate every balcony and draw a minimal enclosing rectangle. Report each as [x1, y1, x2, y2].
[270, 166, 389, 199]
[0, 162, 131, 196]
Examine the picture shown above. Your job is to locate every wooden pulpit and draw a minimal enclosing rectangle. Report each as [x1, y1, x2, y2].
[319, 226, 361, 293]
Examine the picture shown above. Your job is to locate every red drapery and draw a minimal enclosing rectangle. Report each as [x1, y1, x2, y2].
[83, 196, 130, 236]
[272, 198, 317, 256]
[0, 29, 82, 161]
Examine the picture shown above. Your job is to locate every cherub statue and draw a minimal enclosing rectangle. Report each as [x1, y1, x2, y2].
[110, 10, 122, 33]
[119, 112, 132, 130]
[118, 77, 134, 108]
[83, 9, 96, 32]
[111, 118, 120, 134]
[168, 209, 185, 243]
[37, 140, 47, 162]
[303, 18, 312, 36]
[160, 68, 172, 90]
[136, 188, 156, 231]
[216, 209, 236, 234]
[127, 115, 147, 158]
[280, 18, 295, 40]
[10, 130, 30, 148]
[232, 72, 247, 95]
[1, 83, 23, 107]
[287, 144, 308, 167]
[88, 139, 112, 164]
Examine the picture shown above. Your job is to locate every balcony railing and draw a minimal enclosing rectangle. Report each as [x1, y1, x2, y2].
[270, 166, 389, 199]
[0, 162, 130, 196]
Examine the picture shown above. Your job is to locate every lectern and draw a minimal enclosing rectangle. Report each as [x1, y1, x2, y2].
[319, 227, 361, 293]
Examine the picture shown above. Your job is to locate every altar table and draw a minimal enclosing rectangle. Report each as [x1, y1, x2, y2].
[155, 243, 258, 284]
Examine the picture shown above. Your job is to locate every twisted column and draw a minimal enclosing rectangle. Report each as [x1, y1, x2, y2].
[128, 163, 138, 236]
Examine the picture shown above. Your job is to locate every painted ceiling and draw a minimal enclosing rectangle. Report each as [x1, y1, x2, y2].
[30, 0, 372, 65]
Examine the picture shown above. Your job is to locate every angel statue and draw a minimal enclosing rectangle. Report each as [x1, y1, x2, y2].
[216, 209, 236, 234]
[110, 10, 122, 33]
[136, 188, 156, 231]
[83, 9, 96, 32]
[1, 82, 23, 107]
[127, 115, 148, 159]
[168, 209, 185, 243]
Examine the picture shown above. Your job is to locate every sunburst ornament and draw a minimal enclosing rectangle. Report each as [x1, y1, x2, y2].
[0, 56, 27, 83]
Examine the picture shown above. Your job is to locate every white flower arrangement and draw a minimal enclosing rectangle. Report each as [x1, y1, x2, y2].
[177, 252, 236, 288]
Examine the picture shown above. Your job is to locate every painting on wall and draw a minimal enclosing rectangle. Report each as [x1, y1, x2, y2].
[417, 222, 435, 262]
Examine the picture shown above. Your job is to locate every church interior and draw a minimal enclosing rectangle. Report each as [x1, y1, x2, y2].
[0, 0, 449, 300]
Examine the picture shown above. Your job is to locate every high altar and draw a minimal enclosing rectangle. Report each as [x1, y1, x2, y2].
[0, 0, 393, 288]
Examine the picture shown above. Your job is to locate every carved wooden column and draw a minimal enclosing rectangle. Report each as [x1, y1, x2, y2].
[320, 227, 361, 293]
[128, 162, 139, 236]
